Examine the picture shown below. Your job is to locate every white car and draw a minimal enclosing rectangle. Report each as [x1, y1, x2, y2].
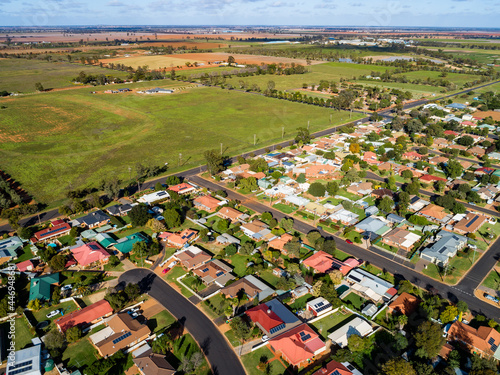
[261, 335, 269, 342]
[46, 310, 60, 319]
[61, 285, 72, 291]
[168, 261, 178, 268]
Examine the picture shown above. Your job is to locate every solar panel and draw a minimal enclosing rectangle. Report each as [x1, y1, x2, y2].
[491, 344, 498, 352]
[299, 331, 305, 337]
[488, 337, 495, 345]
[202, 268, 209, 273]
[301, 334, 311, 341]
[466, 216, 479, 228]
[8, 361, 32, 370]
[316, 302, 324, 308]
[349, 275, 362, 283]
[216, 271, 224, 277]
[112, 331, 132, 344]
[10, 366, 33, 375]
[316, 303, 332, 313]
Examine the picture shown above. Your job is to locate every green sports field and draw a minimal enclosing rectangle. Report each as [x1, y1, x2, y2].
[0, 59, 129, 93]
[0, 85, 362, 203]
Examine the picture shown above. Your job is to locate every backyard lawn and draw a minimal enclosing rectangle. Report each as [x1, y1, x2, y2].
[342, 292, 367, 311]
[481, 264, 500, 290]
[288, 294, 313, 311]
[241, 346, 287, 375]
[14, 246, 34, 264]
[62, 339, 100, 369]
[14, 318, 32, 350]
[311, 310, 353, 339]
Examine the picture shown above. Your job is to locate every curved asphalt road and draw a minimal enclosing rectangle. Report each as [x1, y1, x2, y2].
[119, 269, 246, 375]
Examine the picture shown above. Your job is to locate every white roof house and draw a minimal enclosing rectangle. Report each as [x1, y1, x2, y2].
[284, 195, 310, 207]
[346, 268, 396, 303]
[420, 230, 467, 266]
[329, 208, 359, 225]
[6, 345, 42, 375]
[327, 317, 373, 348]
[137, 190, 170, 204]
[306, 297, 333, 317]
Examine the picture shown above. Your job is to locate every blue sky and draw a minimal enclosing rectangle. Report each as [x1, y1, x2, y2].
[0, 0, 499, 27]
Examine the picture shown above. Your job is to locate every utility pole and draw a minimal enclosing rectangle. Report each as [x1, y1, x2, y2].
[137, 179, 140, 193]
[330, 114, 332, 124]
[128, 166, 132, 181]
[307, 120, 310, 130]
[282, 126, 284, 139]
[254, 134, 256, 146]
[179, 153, 182, 166]
[220, 143, 223, 155]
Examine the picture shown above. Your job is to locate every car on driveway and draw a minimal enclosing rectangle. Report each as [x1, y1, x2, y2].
[162, 267, 171, 274]
[346, 239, 353, 244]
[261, 335, 269, 342]
[46, 310, 60, 319]
[61, 284, 72, 291]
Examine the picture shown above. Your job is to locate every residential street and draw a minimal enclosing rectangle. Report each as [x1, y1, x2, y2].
[118, 268, 246, 375]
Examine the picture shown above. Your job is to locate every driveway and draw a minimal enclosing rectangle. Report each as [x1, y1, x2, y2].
[118, 269, 245, 375]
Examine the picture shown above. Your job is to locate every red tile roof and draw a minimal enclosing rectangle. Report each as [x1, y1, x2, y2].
[16, 260, 34, 272]
[55, 300, 113, 332]
[193, 195, 221, 211]
[168, 183, 195, 194]
[302, 251, 353, 275]
[70, 241, 109, 267]
[312, 360, 352, 375]
[34, 223, 71, 241]
[246, 304, 284, 332]
[420, 174, 447, 182]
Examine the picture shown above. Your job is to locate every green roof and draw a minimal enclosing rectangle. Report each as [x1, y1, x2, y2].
[29, 273, 59, 302]
[114, 233, 148, 254]
[95, 233, 117, 248]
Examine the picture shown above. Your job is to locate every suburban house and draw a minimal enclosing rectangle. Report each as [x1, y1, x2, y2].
[268, 233, 294, 253]
[381, 228, 420, 252]
[329, 208, 359, 226]
[328, 317, 373, 348]
[418, 204, 452, 224]
[6, 345, 42, 375]
[106, 204, 133, 217]
[420, 230, 467, 266]
[453, 213, 488, 234]
[217, 206, 248, 222]
[70, 241, 110, 267]
[33, 223, 71, 243]
[429, 156, 448, 166]
[311, 360, 358, 375]
[345, 269, 396, 303]
[215, 233, 241, 246]
[174, 245, 211, 270]
[354, 217, 390, 237]
[95, 233, 117, 248]
[113, 233, 149, 254]
[269, 323, 327, 368]
[420, 174, 447, 183]
[371, 189, 394, 199]
[477, 185, 499, 201]
[29, 273, 60, 302]
[305, 164, 337, 178]
[346, 182, 373, 196]
[55, 300, 113, 332]
[402, 151, 424, 161]
[246, 299, 300, 337]
[221, 275, 274, 302]
[90, 313, 151, 358]
[223, 163, 250, 178]
[468, 146, 486, 157]
[240, 220, 273, 241]
[362, 151, 379, 165]
[306, 297, 332, 317]
[302, 251, 359, 276]
[408, 195, 430, 212]
[0, 236, 23, 264]
[72, 210, 110, 228]
[164, 228, 198, 247]
[137, 191, 170, 204]
[447, 321, 500, 360]
[387, 292, 420, 316]
[16, 259, 35, 272]
[168, 182, 196, 195]
[193, 195, 223, 212]
[192, 259, 234, 287]
[133, 350, 176, 375]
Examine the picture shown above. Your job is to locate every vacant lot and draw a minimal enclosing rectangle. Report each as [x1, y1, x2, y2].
[0, 85, 360, 203]
[0, 59, 129, 93]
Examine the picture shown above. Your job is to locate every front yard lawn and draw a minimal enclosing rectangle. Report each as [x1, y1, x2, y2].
[224, 329, 241, 347]
[147, 310, 177, 333]
[482, 265, 500, 290]
[422, 250, 478, 285]
[241, 346, 287, 375]
[272, 203, 296, 214]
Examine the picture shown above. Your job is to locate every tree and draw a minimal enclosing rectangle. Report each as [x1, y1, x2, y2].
[341, 200, 353, 210]
[308, 182, 326, 197]
[52, 287, 61, 305]
[227, 56, 236, 65]
[307, 231, 322, 246]
[382, 358, 417, 375]
[329, 270, 343, 285]
[401, 170, 413, 180]
[105, 291, 127, 310]
[312, 281, 323, 297]
[204, 149, 225, 175]
[398, 315, 408, 330]
[378, 196, 394, 213]
[146, 218, 166, 232]
[414, 321, 446, 358]
[154, 182, 163, 191]
[224, 244, 238, 256]
[295, 127, 311, 144]
[35, 82, 44, 91]
[280, 218, 294, 232]
[326, 181, 339, 195]
[283, 238, 300, 258]
[440, 305, 458, 324]
[229, 316, 251, 342]
[456, 301, 468, 314]
[347, 334, 371, 353]
[406, 180, 421, 195]
[163, 208, 181, 228]
[349, 143, 361, 154]
[45, 328, 65, 350]
[125, 283, 141, 300]
[445, 160, 463, 179]
[65, 326, 82, 343]
[50, 255, 67, 271]
[456, 135, 474, 147]
[129, 204, 150, 227]
[166, 175, 181, 185]
[28, 299, 41, 311]
[239, 242, 254, 255]
[108, 255, 120, 268]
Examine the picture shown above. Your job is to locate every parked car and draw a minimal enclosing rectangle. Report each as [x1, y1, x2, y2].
[346, 239, 353, 244]
[261, 335, 269, 342]
[162, 267, 171, 274]
[61, 284, 73, 291]
[46, 310, 60, 319]
[168, 261, 178, 268]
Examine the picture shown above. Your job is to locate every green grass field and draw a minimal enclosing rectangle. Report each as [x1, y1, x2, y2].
[0, 59, 129, 93]
[481, 264, 500, 290]
[241, 346, 287, 375]
[311, 310, 353, 339]
[0, 85, 360, 203]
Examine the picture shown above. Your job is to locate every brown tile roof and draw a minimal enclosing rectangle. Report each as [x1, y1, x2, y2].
[218, 206, 244, 221]
[448, 321, 500, 356]
[388, 292, 420, 316]
[453, 213, 487, 234]
[419, 204, 448, 221]
[175, 246, 211, 269]
[221, 278, 261, 299]
[133, 350, 176, 375]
